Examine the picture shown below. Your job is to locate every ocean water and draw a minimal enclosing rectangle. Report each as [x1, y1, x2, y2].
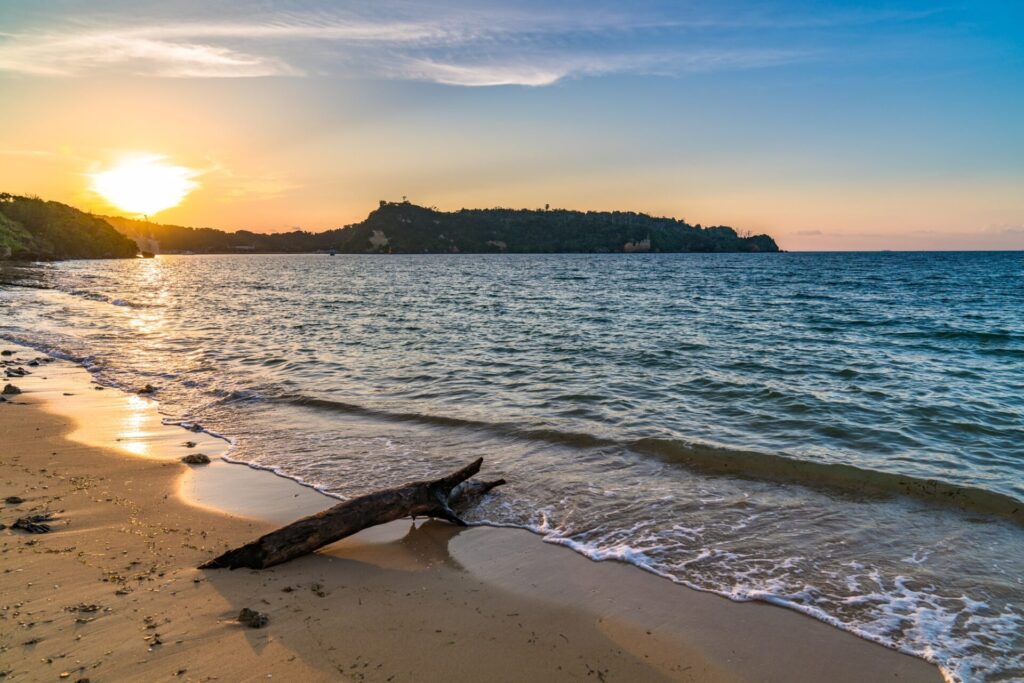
[2, 252, 1022, 682]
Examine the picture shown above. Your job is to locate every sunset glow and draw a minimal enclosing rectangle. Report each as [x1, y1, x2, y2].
[89, 155, 199, 216]
[0, 1, 1021, 248]
[1, 3, 1024, 679]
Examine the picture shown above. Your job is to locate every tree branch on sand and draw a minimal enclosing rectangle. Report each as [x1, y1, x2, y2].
[199, 458, 505, 570]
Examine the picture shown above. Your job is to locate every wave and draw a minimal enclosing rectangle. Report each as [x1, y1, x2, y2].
[484, 514, 1014, 683]
[0, 280, 165, 310]
[282, 393, 1023, 524]
[892, 327, 1024, 344]
[284, 394, 619, 447]
[631, 438, 1023, 524]
[0, 279, 53, 290]
[0, 333, 96, 368]
[63, 288, 161, 309]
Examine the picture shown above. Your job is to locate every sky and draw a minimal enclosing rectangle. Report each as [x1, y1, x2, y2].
[1, 0, 1022, 250]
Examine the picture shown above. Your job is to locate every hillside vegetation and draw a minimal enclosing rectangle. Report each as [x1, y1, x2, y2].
[110, 200, 780, 254]
[341, 201, 779, 253]
[0, 193, 138, 260]
[105, 215, 331, 255]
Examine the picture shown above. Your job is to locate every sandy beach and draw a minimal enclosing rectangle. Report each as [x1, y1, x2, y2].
[0, 344, 943, 682]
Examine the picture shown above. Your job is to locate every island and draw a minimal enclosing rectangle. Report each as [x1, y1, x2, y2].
[112, 200, 779, 255]
[2, 194, 779, 260]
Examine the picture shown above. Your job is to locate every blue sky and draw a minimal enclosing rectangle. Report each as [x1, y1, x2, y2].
[1, 1, 1022, 249]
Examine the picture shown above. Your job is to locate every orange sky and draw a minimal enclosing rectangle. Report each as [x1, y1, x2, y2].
[2, 2, 1022, 251]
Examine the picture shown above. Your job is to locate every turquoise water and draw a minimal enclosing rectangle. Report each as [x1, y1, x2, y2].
[2, 252, 1022, 681]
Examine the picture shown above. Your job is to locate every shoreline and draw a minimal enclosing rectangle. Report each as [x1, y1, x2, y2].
[0, 342, 944, 681]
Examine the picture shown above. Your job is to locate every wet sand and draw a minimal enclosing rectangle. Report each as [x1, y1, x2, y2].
[0, 345, 943, 682]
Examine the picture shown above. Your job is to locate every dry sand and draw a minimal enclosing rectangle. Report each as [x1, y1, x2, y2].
[0, 345, 943, 682]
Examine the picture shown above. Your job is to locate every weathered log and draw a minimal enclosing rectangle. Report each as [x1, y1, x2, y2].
[200, 458, 505, 570]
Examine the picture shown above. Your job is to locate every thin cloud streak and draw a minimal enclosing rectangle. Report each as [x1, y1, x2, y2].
[405, 60, 565, 87]
[0, 6, 913, 84]
[403, 47, 808, 87]
[0, 32, 299, 77]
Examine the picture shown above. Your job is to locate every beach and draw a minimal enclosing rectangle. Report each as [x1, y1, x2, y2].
[0, 344, 942, 682]
[3, 0, 1024, 678]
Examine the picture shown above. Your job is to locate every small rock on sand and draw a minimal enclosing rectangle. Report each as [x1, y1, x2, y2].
[138, 384, 157, 394]
[181, 453, 211, 465]
[238, 607, 268, 628]
[5, 495, 24, 504]
[2, 384, 21, 395]
[66, 603, 101, 613]
[0, 349, 13, 356]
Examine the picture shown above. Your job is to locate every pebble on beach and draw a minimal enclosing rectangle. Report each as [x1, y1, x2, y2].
[2, 383, 21, 395]
[181, 453, 211, 465]
[238, 607, 269, 628]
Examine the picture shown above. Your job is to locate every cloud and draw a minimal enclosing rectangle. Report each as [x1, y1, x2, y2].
[0, 10, 454, 77]
[0, 5, 911, 84]
[0, 32, 298, 77]
[400, 59, 565, 87]
[397, 46, 807, 87]
[796, 229, 822, 236]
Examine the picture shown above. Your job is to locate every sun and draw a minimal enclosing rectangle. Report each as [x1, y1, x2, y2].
[89, 155, 199, 216]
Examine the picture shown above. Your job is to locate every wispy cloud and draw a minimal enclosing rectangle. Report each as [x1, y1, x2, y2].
[0, 4, 923, 85]
[403, 60, 565, 87]
[401, 47, 807, 87]
[0, 32, 298, 77]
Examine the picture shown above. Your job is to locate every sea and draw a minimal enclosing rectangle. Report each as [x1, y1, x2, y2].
[1, 252, 1022, 682]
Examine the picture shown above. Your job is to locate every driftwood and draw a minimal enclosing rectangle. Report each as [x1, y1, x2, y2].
[200, 458, 505, 570]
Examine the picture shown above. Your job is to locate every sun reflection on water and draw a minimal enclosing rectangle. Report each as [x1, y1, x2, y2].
[116, 394, 153, 456]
